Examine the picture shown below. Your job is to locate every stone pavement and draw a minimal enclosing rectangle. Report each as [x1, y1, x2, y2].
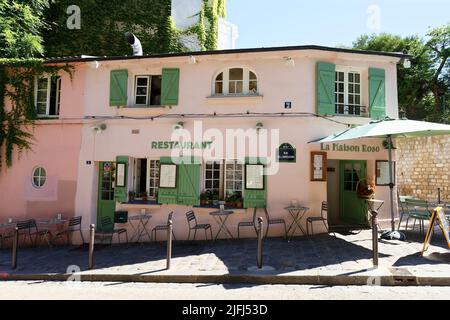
[0, 230, 449, 285]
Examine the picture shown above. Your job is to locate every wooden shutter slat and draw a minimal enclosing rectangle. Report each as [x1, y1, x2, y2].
[369, 68, 386, 120]
[161, 68, 180, 106]
[316, 62, 336, 116]
[110, 69, 128, 106]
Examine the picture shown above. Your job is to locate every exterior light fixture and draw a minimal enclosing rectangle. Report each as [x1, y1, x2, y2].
[188, 55, 197, 65]
[172, 121, 184, 131]
[88, 61, 100, 69]
[92, 123, 107, 134]
[284, 57, 295, 67]
[255, 122, 263, 133]
[403, 58, 411, 69]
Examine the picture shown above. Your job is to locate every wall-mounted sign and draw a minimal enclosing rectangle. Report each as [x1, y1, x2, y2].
[151, 141, 213, 150]
[284, 101, 292, 109]
[311, 151, 327, 181]
[116, 163, 126, 187]
[376, 160, 395, 186]
[245, 164, 264, 190]
[159, 164, 177, 188]
[320, 143, 381, 153]
[277, 143, 296, 163]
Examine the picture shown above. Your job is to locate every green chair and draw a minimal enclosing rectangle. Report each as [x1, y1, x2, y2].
[397, 195, 415, 230]
[404, 199, 432, 235]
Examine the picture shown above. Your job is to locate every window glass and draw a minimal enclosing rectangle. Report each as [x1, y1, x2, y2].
[214, 69, 257, 95]
[150, 76, 162, 106]
[229, 68, 243, 80]
[135, 75, 162, 106]
[36, 76, 60, 116]
[335, 70, 362, 116]
[32, 167, 46, 188]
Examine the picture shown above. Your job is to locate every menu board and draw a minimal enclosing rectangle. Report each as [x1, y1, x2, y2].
[245, 164, 264, 190]
[376, 160, 395, 186]
[159, 164, 177, 188]
[311, 152, 327, 181]
[422, 207, 450, 255]
[116, 163, 126, 187]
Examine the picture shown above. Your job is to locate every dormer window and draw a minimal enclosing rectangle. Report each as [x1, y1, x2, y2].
[214, 68, 258, 95]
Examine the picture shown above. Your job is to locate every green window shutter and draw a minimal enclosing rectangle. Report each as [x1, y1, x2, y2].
[369, 68, 386, 120]
[157, 157, 179, 204]
[177, 164, 201, 206]
[110, 69, 128, 106]
[114, 156, 128, 202]
[161, 68, 180, 106]
[243, 157, 267, 209]
[316, 62, 336, 116]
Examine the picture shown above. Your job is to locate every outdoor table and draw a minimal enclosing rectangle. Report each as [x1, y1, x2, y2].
[284, 206, 309, 239]
[128, 214, 152, 242]
[209, 210, 234, 241]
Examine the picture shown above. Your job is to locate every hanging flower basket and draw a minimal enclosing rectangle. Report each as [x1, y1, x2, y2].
[356, 179, 375, 199]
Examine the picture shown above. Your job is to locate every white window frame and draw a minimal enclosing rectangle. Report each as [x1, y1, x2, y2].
[146, 158, 160, 200]
[34, 75, 61, 117]
[213, 68, 258, 96]
[134, 75, 162, 106]
[335, 67, 364, 116]
[202, 159, 244, 200]
[32, 167, 46, 188]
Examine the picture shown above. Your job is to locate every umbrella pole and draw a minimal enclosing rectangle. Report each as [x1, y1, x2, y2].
[387, 135, 395, 231]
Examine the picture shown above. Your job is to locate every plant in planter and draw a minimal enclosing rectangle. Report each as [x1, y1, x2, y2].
[200, 191, 209, 206]
[234, 191, 243, 208]
[356, 179, 376, 199]
[211, 190, 220, 206]
[225, 192, 236, 207]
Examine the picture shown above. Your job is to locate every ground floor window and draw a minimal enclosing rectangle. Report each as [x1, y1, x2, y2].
[132, 158, 160, 200]
[202, 159, 243, 203]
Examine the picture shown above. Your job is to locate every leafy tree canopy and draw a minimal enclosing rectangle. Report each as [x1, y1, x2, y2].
[353, 24, 450, 123]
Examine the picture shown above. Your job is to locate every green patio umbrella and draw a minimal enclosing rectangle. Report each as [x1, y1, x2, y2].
[312, 117, 450, 232]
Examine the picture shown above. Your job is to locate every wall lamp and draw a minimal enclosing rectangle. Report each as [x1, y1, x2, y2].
[284, 57, 295, 67]
[188, 55, 197, 65]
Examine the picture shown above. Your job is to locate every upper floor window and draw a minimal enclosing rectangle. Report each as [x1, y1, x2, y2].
[335, 69, 363, 116]
[35, 75, 61, 117]
[134, 75, 162, 106]
[214, 68, 258, 95]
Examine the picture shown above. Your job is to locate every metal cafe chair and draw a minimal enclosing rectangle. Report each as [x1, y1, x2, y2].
[96, 216, 128, 245]
[237, 209, 257, 239]
[152, 211, 176, 241]
[306, 201, 329, 235]
[54, 216, 85, 245]
[2, 219, 51, 247]
[397, 195, 415, 230]
[404, 198, 432, 236]
[185, 210, 212, 241]
[264, 208, 288, 239]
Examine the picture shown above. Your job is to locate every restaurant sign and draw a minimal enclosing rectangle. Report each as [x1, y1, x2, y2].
[151, 141, 213, 149]
[277, 143, 296, 163]
[320, 143, 381, 153]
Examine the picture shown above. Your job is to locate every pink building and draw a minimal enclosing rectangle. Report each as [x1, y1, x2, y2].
[0, 46, 408, 244]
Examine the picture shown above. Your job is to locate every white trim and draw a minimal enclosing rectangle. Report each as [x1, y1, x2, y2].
[212, 67, 258, 96]
[31, 166, 46, 188]
[334, 67, 364, 116]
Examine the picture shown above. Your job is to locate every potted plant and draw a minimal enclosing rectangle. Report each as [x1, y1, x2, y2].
[211, 190, 220, 206]
[225, 192, 236, 207]
[200, 191, 209, 206]
[356, 179, 376, 199]
[234, 191, 243, 208]
[128, 191, 135, 202]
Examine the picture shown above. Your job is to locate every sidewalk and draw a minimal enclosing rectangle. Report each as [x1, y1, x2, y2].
[1, 230, 449, 286]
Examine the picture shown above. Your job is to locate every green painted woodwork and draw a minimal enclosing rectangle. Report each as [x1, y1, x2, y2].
[97, 162, 116, 230]
[114, 156, 128, 202]
[369, 68, 386, 120]
[109, 69, 128, 106]
[316, 62, 336, 115]
[243, 157, 267, 208]
[161, 68, 179, 106]
[339, 160, 367, 225]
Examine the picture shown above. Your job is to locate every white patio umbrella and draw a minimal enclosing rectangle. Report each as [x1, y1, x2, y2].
[312, 117, 450, 232]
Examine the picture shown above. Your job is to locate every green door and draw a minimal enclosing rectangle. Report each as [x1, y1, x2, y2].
[97, 162, 116, 230]
[339, 160, 367, 224]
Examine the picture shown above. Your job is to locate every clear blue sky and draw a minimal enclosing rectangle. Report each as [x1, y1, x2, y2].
[227, 0, 450, 48]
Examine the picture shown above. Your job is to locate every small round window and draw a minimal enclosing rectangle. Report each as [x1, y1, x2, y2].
[32, 167, 46, 188]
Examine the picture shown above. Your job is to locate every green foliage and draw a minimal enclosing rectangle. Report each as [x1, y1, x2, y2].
[353, 24, 450, 123]
[0, 0, 50, 58]
[0, 60, 73, 169]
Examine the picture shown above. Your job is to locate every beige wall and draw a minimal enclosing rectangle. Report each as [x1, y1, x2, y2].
[396, 135, 450, 202]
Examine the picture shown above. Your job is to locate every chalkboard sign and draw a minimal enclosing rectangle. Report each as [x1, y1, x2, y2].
[277, 143, 296, 163]
[422, 207, 450, 255]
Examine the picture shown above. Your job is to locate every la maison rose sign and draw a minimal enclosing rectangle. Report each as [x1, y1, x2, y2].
[320, 142, 381, 153]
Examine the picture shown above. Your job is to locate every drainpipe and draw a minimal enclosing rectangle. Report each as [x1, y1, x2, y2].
[124, 32, 143, 56]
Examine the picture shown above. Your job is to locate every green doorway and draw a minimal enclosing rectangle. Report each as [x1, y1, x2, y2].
[97, 162, 116, 229]
[339, 160, 367, 225]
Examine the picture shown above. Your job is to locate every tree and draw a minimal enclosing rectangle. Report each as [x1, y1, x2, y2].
[353, 24, 450, 123]
[0, 0, 49, 58]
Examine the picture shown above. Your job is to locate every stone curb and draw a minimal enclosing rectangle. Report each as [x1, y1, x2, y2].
[1, 272, 450, 287]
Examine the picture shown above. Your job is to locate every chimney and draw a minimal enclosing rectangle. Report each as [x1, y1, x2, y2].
[124, 32, 143, 56]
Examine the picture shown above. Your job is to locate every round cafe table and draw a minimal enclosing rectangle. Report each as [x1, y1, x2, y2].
[209, 210, 234, 241]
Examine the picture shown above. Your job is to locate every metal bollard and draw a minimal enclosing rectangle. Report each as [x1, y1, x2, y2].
[11, 227, 19, 269]
[88, 224, 95, 270]
[438, 188, 441, 204]
[371, 210, 379, 267]
[166, 219, 173, 270]
[257, 217, 263, 269]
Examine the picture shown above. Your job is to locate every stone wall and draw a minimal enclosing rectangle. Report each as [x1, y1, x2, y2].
[396, 136, 450, 202]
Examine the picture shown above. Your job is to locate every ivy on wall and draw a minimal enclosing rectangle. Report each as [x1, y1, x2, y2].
[44, 0, 226, 56]
[0, 59, 72, 169]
